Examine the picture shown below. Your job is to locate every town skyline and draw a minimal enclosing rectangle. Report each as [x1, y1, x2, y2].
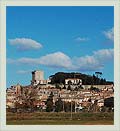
[7, 6, 114, 88]
[6, 68, 114, 125]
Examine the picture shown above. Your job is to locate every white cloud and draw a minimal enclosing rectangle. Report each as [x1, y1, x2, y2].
[7, 49, 114, 72]
[8, 38, 42, 50]
[75, 37, 89, 42]
[8, 52, 72, 69]
[93, 48, 114, 61]
[103, 28, 114, 41]
[73, 55, 102, 71]
[73, 48, 113, 71]
[39, 52, 72, 68]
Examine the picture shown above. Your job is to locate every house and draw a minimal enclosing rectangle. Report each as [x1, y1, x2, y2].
[65, 78, 82, 85]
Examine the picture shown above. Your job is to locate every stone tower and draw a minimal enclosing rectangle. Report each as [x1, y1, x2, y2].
[31, 70, 44, 85]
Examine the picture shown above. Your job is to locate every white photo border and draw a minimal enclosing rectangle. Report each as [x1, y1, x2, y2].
[0, 0, 120, 131]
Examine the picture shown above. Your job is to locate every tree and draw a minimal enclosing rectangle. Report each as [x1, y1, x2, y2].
[14, 87, 37, 113]
[14, 101, 24, 113]
[101, 106, 106, 112]
[64, 102, 71, 112]
[104, 97, 114, 108]
[95, 72, 102, 85]
[46, 92, 54, 112]
[64, 101, 75, 112]
[95, 72, 102, 78]
[50, 72, 113, 85]
[55, 97, 63, 112]
[22, 87, 37, 112]
[55, 83, 61, 90]
[92, 100, 98, 112]
[92, 74, 97, 85]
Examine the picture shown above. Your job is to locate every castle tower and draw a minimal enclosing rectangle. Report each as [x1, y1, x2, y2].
[31, 70, 44, 86]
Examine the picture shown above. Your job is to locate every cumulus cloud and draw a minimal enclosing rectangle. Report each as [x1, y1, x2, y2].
[7, 52, 72, 69]
[8, 38, 42, 50]
[103, 28, 114, 41]
[73, 55, 102, 71]
[93, 48, 114, 61]
[39, 52, 72, 68]
[7, 49, 114, 72]
[73, 48, 113, 71]
[75, 37, 89, 42]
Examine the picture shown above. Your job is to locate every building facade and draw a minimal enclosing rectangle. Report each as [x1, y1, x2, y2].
[65, 78, 82, 85]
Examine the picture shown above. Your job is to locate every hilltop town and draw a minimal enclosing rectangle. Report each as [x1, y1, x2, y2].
[6, 70, 114, 113]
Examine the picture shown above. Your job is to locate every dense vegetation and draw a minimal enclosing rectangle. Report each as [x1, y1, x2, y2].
[6, 112, 114, 125]
[104, 97, 114, 108]
[49, 72, 113, 85]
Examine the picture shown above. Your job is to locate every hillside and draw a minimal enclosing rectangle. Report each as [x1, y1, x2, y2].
[49, 72, 113, 85]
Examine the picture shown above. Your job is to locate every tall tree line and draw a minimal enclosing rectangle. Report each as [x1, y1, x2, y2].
[49, 72, 113, 85]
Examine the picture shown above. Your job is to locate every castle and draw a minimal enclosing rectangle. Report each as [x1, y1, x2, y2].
[31, 70, 51, 86]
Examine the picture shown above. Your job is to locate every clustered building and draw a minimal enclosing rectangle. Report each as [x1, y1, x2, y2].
[6, 70, 114, 112]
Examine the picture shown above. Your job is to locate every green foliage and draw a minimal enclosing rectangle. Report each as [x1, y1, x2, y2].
[64, 102, 71, 112]
[55, 83, 61, 89]
[55, 97, 63, 112]
[104, 97, 114, 108]
[46, 101, 54, 112]
[50, 72, 113, 85]
[101, 106, 106, 112]
[46, 92, 54, 112]
[14, 87, 37, 112]
[64, 102, 75, 112]
[7, 112, 114, 125]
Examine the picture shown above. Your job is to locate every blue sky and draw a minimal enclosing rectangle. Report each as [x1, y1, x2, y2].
[6, 6, 114, 88]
